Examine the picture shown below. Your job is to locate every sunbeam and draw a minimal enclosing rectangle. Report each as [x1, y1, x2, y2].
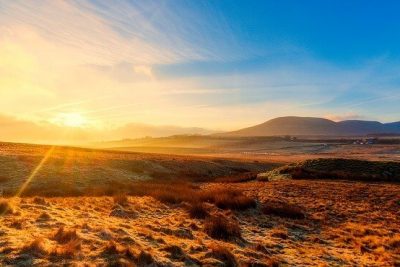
[14, 146, 55, 198]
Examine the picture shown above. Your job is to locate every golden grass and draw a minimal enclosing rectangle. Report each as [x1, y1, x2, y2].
[51, 239, 81, 258]
[262, 199, 305, 219]
[20, 238, 50, 257]
[0, 200, 14, 215]
[187, 202, 209, 219]
[0, 179, 398, 266]
[209, 243, 238, 267]
[52, 226, 79, 244]
[204, 215, 242, 242]
[113, 194, 129, 206]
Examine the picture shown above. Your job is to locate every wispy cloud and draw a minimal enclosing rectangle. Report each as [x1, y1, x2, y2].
[1, 0, 399, 143]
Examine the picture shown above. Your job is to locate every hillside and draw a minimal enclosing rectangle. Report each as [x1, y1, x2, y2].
[222, 116, 400, 137]
[0, 142, 276, 197]
[258, 158, 400, 182]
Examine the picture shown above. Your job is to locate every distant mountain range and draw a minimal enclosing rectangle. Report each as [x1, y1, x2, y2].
[222, 116, 400, 137]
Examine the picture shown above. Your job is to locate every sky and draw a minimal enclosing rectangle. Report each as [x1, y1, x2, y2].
[1, 0, 400, 143]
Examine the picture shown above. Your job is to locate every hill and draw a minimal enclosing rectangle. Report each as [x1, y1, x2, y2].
[258, 158, 400, 182]
[221, 116, 400, 136]
[0, 142, 276, 197]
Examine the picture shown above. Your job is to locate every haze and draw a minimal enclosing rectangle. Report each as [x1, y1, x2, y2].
[1, 1, 400, 144]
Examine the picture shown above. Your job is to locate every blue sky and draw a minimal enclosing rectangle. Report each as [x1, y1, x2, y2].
[0, 0, 399, 138]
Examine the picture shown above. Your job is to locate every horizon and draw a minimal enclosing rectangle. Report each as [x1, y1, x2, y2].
[1, 1, 400, 144]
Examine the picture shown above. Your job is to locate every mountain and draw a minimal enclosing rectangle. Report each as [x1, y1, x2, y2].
[111, 123, 215, 139]
[222, 116, 400, 137]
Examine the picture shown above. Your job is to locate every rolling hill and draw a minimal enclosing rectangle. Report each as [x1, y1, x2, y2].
[222, 116, 400, 137]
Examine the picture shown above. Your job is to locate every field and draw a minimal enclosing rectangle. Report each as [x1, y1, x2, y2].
[96, 135, 400, 163]
[0, 142, 399, 266]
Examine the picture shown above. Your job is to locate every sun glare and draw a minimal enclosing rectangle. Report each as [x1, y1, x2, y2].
[53, 113, 87, 127]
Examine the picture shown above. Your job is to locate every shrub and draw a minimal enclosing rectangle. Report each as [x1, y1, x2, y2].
[163, 245, 185, 261]
[137, 251, 155, 266]
[113, 194, 129, 206]
[204, 215, 242, 241]
[262, 200, 305, 219]
[214, 194, 256, 210]
[215, 172, 258, 183]
[270, 228, 288, 239]
[209, 243, 238, 267]
[188, 203, 209, 219]
[0, 200, 14, 216]
[387, 235, 400, 249]
[51, 239, 81, 258]
[20, 238, 49, 257]
[37, 212, 51, 221]
[103, 241, 127, 255]
[32, 197, 47, 205]
[52, 227, 79, 244]
[199, 188, 256, 211]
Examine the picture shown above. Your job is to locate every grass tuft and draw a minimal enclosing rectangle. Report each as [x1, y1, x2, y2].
[209, 243, 238, 267]
[0, 200, 14, 216]
[188, 203, 209, 219]
[204, 215, 242, 242]
[262, 200, 305, 219]
[20, 238, 49, 257]
[52, 226, 79, 244]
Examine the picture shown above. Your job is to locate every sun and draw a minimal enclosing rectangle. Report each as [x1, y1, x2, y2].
[54, 113, 87, 127]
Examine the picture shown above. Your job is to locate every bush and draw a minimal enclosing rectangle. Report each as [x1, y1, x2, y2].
[0, 200, 14, 216]
[209, 243, 238, 267]
[188, 203, 209, 219]
[199, 188, 256, 211]
[214, 194, 256, 210]
[215, 172, 258, 183]
[20, 238, 49, 257]
[127, 182, 257, 211]
[113, 194, 129, 206]
[262, 200, 305, 219]
[204, 215, 242, 241]
[51, 239, 81, 258]
[52, 227, 79, 244]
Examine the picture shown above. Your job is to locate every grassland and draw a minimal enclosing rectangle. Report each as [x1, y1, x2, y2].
[0, 142, 275, 197]
[0, 142, 399, 266]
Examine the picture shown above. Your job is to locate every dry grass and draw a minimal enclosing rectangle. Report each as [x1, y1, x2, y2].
[0, 200, 14, 215]
[37, 211, 51, 221]
[126, 182, 257, 212]
[214, 172, 258, 183]
[212, 190, 256, 210]
[204, 215, 242, 242]
[209, 243, 238, 267]
[32, 197, 47, 205]
[113, 194, 129, 206]
[0, 179, 398, 266]
[188, 202, 209, 219]
[0, 146, 398, 267]
[20, 238, 50, 257]
[262, 158, 400, 182]
[270, 228, 288, 239]
[387, 235, 400, 249]
[52, 226, 79, 244]
[51, 239, 81, 258]
[262, 199, 305, 219]
[137, 251, 155, 266]
[0, 142, 274, 197]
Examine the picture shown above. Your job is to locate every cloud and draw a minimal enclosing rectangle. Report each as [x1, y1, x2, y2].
[133, 65, 153, 78]
[0, 113, 214, 144]
[324, 113, 368, 122]
[1, 0, 399, 135]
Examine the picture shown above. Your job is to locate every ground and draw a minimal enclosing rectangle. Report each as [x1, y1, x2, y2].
[1, 180, 399, 266]
[0, 142, 399, 266]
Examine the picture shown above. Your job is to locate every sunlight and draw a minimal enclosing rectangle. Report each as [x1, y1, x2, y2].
[13, 146, 55, 198]
[53, 112, 88, 127]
